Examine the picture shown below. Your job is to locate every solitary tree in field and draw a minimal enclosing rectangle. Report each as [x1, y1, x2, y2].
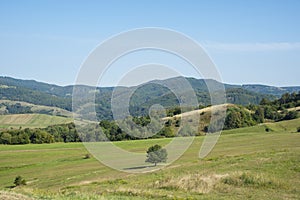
[145, 144, 167, 166]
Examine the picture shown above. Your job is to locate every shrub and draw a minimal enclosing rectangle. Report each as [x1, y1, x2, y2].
[14, 175, 26, 186]
[175, 119, 181, 127]
[283, 111, 298, 120]
[84, 154, 91, 159]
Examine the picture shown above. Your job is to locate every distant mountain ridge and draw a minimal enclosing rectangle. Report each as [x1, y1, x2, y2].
[0, 76, 299, 120]
[1, 76, 298, 97]
[242, 84, 300, 97]
[0, 76, 73, 97]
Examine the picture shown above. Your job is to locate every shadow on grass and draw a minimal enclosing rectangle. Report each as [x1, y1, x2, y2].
[123, 165, 155, 170]
[5, 185, 15, 189]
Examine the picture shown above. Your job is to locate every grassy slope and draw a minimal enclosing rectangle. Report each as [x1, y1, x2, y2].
[0, 100, 73, 117]
[0, 118, 299, 199]
[162, 104, 230, 120]
[0, 114, 73, 129]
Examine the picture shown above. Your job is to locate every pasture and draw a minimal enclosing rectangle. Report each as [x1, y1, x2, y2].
[0, 114, 73, 129]
[0, 118, 299, 199]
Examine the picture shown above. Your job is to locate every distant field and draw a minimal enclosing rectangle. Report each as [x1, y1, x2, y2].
[0, 100, 73, 117]
[0, 118, 299, 199]
[0, 114, 73, 129]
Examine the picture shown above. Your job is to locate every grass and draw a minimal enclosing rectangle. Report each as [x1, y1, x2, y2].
[0, 118, 299, 199]
[0, 113, 73, 129]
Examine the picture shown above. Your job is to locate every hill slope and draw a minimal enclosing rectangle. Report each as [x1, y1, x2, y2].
[0, 118, 299, 199]
[0, 114, 73, 129]
[0, 100, 73, 117]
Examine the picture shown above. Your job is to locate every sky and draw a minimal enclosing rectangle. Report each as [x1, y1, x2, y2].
[0, 0, 300, 87]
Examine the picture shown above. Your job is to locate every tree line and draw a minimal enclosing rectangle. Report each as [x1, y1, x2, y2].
[0, 123, 80, 145]
[222, 92, 300, 130]
[1, 92, 299, 145]
[199, 92, 299, 132]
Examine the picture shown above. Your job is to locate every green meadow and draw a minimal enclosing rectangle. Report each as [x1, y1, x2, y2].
[0, 118, 299, 199]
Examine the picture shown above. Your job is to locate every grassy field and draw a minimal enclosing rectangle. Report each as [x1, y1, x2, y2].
[0, 118, 299, 199]
[0, 114, 73, 129]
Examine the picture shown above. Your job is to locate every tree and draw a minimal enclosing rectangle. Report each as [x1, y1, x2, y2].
[159, 127, 174, 137]
[0, 132, 12, 144]
[145, 145, 167, 166]
[280, 93, 291, 105]
[224, 110, 242, 129]
[253, 107, 264, 123]
[283, 111, 298, 120]
[14, 175, 26, 186]
[260, 98, 271, 105]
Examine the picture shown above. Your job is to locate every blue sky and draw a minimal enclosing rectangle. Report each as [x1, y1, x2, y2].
[0, 0, 299, 86]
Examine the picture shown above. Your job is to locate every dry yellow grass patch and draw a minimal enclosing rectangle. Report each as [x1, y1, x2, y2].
[154, 173, 228, 194]
[0, 191, 33, 200]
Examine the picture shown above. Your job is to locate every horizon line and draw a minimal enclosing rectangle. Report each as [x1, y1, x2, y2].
[1, 75, 300, 89]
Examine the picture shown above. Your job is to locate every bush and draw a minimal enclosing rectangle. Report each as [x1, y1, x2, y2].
[175, 119, 181, 127]
[283, 111, 298, 120]
[0, 132, 12, 144]
[297, 127, 300, 133]
[159, 127, 174, 137]
[84, 154, 91, 159]
[265, 127, 271, 132]
[14, 175, 26, 186]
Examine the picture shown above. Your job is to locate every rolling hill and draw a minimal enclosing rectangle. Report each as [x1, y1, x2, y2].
[0, 76, 289, 120]
[0, 118, 299, 199]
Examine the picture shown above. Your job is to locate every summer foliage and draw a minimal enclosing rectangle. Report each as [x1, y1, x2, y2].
[145, 144, 168, 166]
[0, 123, 80, 144]
[0, 92, 299, 145]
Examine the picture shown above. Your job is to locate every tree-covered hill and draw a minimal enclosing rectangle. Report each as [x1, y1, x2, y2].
[0, 76, 297, 120]
[242, 84, 300, 97]
[0, 84, 72, 111]
[0, 76, 73, 97]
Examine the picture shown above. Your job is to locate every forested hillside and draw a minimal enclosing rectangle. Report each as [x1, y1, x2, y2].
[0, 76, 297, 120]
